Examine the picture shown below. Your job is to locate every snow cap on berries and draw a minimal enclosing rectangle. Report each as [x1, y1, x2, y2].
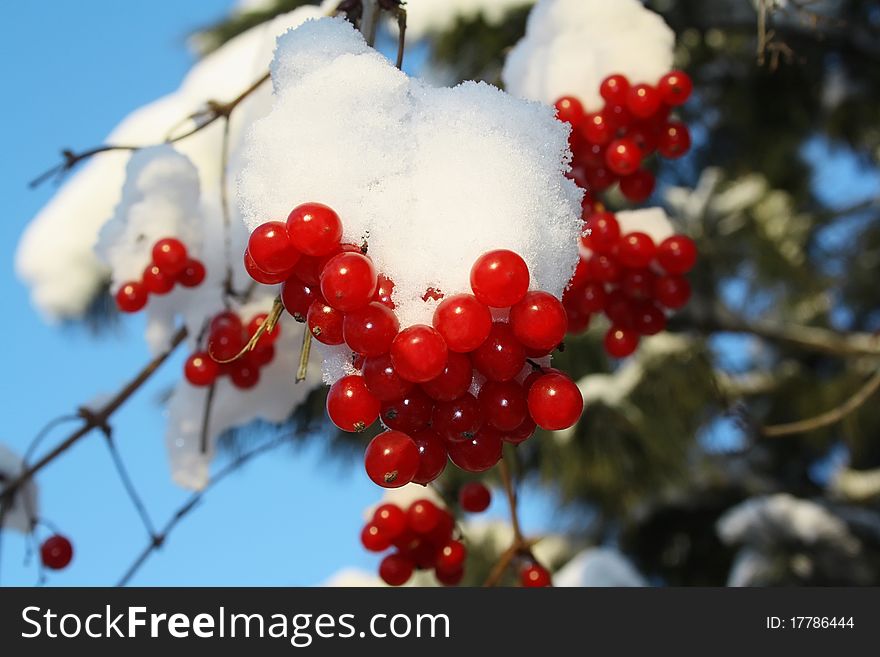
[502, 0, 675, 110]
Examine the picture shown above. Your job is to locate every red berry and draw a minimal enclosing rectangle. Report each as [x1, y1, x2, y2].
[229, 359, 260, 389]
[380, 387, 434, 433]
[604, 289, 636, 328]
[404, 538, 442, 569]
[247, 313, 280, 349]
[459, 481, 491, 512]
[626, 123, 659, 155]
[433, 294, 493, 353]
[291, 255, 322, 286]
[470, 250, 530, 308]
[619, 169, 656, 202]
[142, 263, 174, 295]
[657, 235, 697, 275]
[379, 552, 414, 586]
[115, 281, 148, 313]
[390, 325, 448, 383]
[365, 430, 420, 488]
[621, 268, 657, 301]
[152, 238, 188, 276]
[527, 372, 583, 431]
[585, 166, 617, 192]
[581, 112, 613, 145]
[307, 297, 344, 345]
[426, 510, 455, 546]
[435, 566, 464, 586]
[363, 353, 413, 402]
[604, 326, 640, 358]
[361, 523, 391, 552]
[343, 302, 399, 357]
[605, 138, 642, 176]
[327, 375, 380, 432]
[411, 428, 448, 485]
[478, 380, 528, 432]
[285, 202, 343, 256]
[658, 70, 692, 106]
[521, 563, 552, 587]
[626, 83, 662, 119]
[600, 74, 630, 105]
[210, 311, 243, 334]
[281, 278, 316, 321]
[244, 249, 291, 285]
[177, 259, 206, 288]
[407, 499, 442, 534]
[587, 254, 622, 283]
[617, 232, 656, 268]
[40, 534, 73, 570]
[247, 221, 300, 274]
[436, 540, 466, 574]
[603, 103, 633, 129]
[554, 96, 585, 126]
[447, 427, 503, 473]
[506, 417, 537, 444]
[208, 323, 245, 362]
[248, 345, 275, 368]
[568, 257, 590, 290]
[374, 273, 396, 309]
[319, 252, 377, 313]
[654, 275, 691, 309]
[632, 301, 667, 336]
[432, 393, 484, 443]
[573, 281, 606, 314]
[657, 122, 691, 158]
[373, 504, 407, 540]
[421, 351, 473, 402]
[566, 310, 591, 334]
[184, 352, 219, 387]
[582, 211, 620, 254]
[509, 291, 567, 352]
[471, 322, 526, 382]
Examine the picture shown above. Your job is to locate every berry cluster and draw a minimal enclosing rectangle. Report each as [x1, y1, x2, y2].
[563, 209, 696, 357]
[40, 534, 74, 571]
[183, 311, 281, 390]
[245, 202, 585, 489]
[115, 238, 206, 313]
[556, 70, 693, 205]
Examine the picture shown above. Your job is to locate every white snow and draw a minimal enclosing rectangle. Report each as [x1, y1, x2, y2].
[238, 17, 582, 381]
[502, 0, 675, 111]
[553, 547, 647, 587]
[0, 444, 39, 534]
[404, 0, 535, 41]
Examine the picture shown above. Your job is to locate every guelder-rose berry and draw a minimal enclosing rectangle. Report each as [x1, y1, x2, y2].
[625, 83, 662, 119]
[459, 481, 491, 512]
[365, 430, 420, 488]
[619, 169, 656, 202]
[115, 281, 148, 313]
[152, 238, 188, 276]
[286, 202, 343, 256]
[478, 380, 528, 432]
[421, 351, 473, 402]
[244, 249, 291, 285]
[633, 302, 667, 336]
[600, 74, 630, 105]
[658, 70, 693, 106]
[208, 323, 245, 362]
[447, 427, 503, 473]
[327, 375, 380, 432]
[281, 278, 316, 321]
[657, 122, 691, 159]
[390, 325, 448, 383]
[471, 322, 526, 382]
[247, 313, 280, 349]
[554, 96, 585, 126]
[380, 387, 434, 434]
[657, 235, 697, 275]
[436, 540, 466, 574]
[178, 259, 206, 288]
[582, 211, 620, 254]
[143, 264, 174, 295]
[432, 293, 492, 353]
[587, 254, 622, 283]
[617, 232, 656, 269]
[361, 523, 391, 552]
[247, 221, 300, 274]
[342, 302, 399, 357]
[526, 372, 583, 431]
[621, 268, 657, 301]
[379, 552, 414, 586]
[604, 326, 640, 358]
[605, 138, 642, 176]
[229, 360, 260, 389]
[407, 499, 442, 534]
[470, 250, 530, 308]
[581, 112, 613, 145]
[435, 566, 464, 586]
[432, 393, 484, 443]
[506, 417, 537, 445]
[509, 291, 567, 352]
[362, 353, 413, 401]
[373, 504, 407, 540]
[654, 275, 691, 309]
[307, 298, 344, 345]
[411, 428, 448, 485]
[184, 352, 219, 387]
[319, 252, 377, 313]
[521, 563, 552, 587]
[40, 534, 74, 570]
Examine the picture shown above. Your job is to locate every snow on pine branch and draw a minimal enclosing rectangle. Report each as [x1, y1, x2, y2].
[502, 0, 675, 111]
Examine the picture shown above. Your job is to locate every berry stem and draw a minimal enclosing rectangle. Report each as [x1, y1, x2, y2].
[296, 326, 312, 384]
[213, 296, 284, 364]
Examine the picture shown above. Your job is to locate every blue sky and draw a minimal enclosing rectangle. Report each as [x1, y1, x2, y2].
[0, 1, 555, 587]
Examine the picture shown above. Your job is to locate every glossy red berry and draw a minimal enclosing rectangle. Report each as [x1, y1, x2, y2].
[459, 481, 491, 512]
[184, 352, 219, 387]
[142, 264, 174, 295]
[379, 552, 414, 586]
[621, 268, 657, 301]
[432, 393, 484, 443]
[573, 281, 606, 314]
[115, 281, 148, 313]
[604, 326, 640, 358]
[603, 103, 633, 129]
[527, 372, 583, 431]
[471, 322, 526, 382]
[40, 534, 73, 570]
[365, 430, 420, 488]
[380, 387, 434, 433]
[587, 254, 622, 283]
[435, 566, 464, 586]
[447, 427, 503, 473]
[478, 380, 528, 432]
[319, 252, 377, 312]
[657, 122, 691, 159]
[210, 311, 243, 333]
[521, 563, 552, 587]
[585, 166, 617, 192]
[177, 259, 206, 287]
[374, 273, 396, 309]
[658, 70, 693, 106]
[554, 96, 585, 126]
[657, 235, 697, 275]
[600, 74, 630, 104]
[626, 83, 662, 119]
[281, 278, 316, 321]
[247, 313, 280, 349]
[407, 499, 442, 534]
[506, 417, 537, 444]
[617, 232, 656, 268]
[361, 523, 391, 552]
[581, 112, 613, 145]
[411, 428, 448, 484]
[390, 325, 448, 383]
[229, 360, 260, 389]
[152, 238, 188, 276]
[470, 250, 530, 308]
[421, 351, 473, 402]
[632, 301, 667, 336]
[327, 375, 380, 432]
[244, 249, 291, 285]
[208, 323, 245, 362]
[285, 202, 343, 256]
[343, 302, 399, 357]
[509, 291, 567, 352]
[436, 540, 466, 574]
[307, 297, 344, 345]
[581, 211, 620, 254]
[605, 138, 643, 176]
[619, 169, 656, 202]
[432, 294, 493, 353]
[373, 503, 407, 539]
[290, 255, 322, 286]
[604, 289, 636, 327]
[654, 275, 691, 309]
[362, 353, 413, 401]
[247, 221, 300, 274]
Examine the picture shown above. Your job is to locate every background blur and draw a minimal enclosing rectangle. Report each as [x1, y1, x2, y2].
[2, 0, 879, 586]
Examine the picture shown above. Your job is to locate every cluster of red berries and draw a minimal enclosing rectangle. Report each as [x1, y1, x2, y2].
[244, 202, 585, 489]
[556, 70, 693, 205]
[115, 238, 206, 313]
[40, 534, 74, 570]
[563, 208, 696, 358]
[361, 498, 466, 587]
[182, 311, 281, 390]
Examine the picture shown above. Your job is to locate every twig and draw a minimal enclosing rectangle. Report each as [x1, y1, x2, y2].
[395, 6, 407, 70]
[296, 329, 312, 383]
[102, 432, 158, 538]
[199, 382, 217, 455]
[360, 0, 381, 47]
[213, 296, 283, 363]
